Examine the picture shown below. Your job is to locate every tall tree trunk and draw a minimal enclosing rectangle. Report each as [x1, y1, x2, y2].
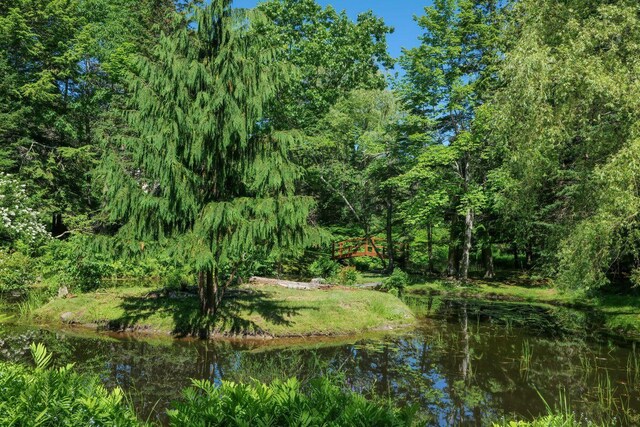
[447, 243, 458, 277]
[447, 214, 459, 277]
[482, 243, 494, 279]
[459, 209, 474, 281]
[198, 270, 217, 339]
[427, 223, 434, 274]
[512, 243, 519, 269]
[385, 197, 395, 273]
[525, 242, 533, 269]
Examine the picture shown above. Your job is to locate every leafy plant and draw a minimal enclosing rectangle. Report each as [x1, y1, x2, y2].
[382, 268, 409, 296]
[0, 344, 141, 426]
[167, 377, 415, 426]
[0, 250, 35, 292]
[308, 256, 340, 279]
[335, 266, 361, 286]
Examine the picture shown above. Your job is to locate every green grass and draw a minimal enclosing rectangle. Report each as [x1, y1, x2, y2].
[407, 277, 577, 305]
[591, 294, 640, 336]
[33, 284, 415, 338]
[407, 277, 640, 338]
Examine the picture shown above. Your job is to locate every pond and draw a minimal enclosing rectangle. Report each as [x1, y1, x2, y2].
[1, 296, 639, 425]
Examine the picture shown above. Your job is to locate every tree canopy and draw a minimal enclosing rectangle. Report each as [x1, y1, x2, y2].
[2, 0, 640, 323]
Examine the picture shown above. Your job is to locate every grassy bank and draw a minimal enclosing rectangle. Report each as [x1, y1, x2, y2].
[33, 283, 415, 338]
[407, 276, 640, 338]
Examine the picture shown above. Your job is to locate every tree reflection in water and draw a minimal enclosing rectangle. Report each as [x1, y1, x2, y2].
[1, 297, 639, 425]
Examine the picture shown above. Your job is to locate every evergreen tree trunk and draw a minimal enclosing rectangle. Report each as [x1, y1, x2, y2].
[482, 243, 494, 279]
[198, 270, 218, 339]
[459, 208, 474, 281]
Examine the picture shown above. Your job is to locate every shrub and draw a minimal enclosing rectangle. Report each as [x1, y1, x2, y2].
[36, 237, 110, 291]
[167, 377, 415, 426]
[0, 343, 141, 426]
[335, 265, 361, 286]
[382, 268, 409, 295]
[352, 256, 384, 271]
[0, 173, 49, 249]
[38, 237, 176, 292]
[308, 256, 340, 279]
[0, 250, 34, 292]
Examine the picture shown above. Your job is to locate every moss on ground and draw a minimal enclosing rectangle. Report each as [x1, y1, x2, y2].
[33, 284, 415, 338]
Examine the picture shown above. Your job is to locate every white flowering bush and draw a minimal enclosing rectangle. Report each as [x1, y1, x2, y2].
[0, 173, 48, 247]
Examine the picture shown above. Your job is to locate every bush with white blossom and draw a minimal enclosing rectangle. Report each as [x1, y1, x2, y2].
[0, 173, 49, 247]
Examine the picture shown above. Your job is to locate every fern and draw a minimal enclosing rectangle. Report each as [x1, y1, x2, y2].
[0, 344, 141, 426]
[30, 342, 52, 370]
[167, 377, 415, 426]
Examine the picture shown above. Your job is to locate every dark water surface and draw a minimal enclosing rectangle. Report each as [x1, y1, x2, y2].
[1, 296, 639, 425]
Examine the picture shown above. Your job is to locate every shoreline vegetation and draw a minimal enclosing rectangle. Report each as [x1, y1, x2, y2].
[0, 344, 416, 427]
[406, 276, 640, 340]
[2, 0, 640, 424]
[29, 282, 415, 339]
[10, 271, 638, 342]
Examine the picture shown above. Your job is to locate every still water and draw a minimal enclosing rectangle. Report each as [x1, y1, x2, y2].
[1, 296, 639, 425]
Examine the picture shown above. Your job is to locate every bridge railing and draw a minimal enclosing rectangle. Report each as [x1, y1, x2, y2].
[332, 237, 388, 260]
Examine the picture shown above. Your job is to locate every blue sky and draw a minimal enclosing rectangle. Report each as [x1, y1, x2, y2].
[233, 1, 433, 61]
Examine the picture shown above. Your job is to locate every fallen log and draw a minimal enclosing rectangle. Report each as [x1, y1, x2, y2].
[249, 276, 323, 290]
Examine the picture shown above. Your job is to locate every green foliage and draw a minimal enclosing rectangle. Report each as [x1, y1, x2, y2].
[0, 344, 141, 426]
[494, 414, 578, 427]
[308, 256, 340, 279]
[299, 89, 406, 237]
[36, 237, 115, 291]
[17, 289, 51, 320]
[101, 0, 318, 316]
[0, 250, 34, 292]
[258, 0, 394, 130]
[383, 268, 409, 295]
[167, 377, 415, 427]
[335, 266, 361, 286]
[0, 344, 416, 426]
[34, 236, 191, 292]
[352, 256, 385, 272]
[398, 0, 504, 279]
[490, 0, 640, 289]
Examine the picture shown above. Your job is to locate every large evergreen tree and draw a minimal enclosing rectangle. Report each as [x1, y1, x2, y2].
[101, 0, 317, 333]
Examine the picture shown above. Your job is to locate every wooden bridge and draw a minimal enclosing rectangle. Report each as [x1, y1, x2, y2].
[332, 237, 388, 260]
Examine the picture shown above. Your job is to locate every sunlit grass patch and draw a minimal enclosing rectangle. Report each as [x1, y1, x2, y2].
[33, 284, 415, 338]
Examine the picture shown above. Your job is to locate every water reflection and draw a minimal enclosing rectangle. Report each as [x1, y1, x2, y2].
[1, 297, 639, 425]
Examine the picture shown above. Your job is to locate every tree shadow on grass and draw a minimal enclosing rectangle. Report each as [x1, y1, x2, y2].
[105, 287, 317, 338]
[589, 294, 640, 316]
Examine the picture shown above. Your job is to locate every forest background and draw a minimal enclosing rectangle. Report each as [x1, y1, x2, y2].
[1, 0, 639, 310]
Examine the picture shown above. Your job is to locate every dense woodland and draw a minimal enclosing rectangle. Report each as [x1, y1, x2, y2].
[1, 0, 640, 314]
